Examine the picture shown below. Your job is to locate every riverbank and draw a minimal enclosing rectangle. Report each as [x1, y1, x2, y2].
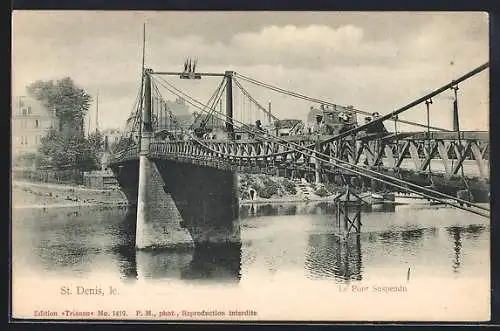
[11, 180, 129, 209]
[240, 195, 338, 205]
[11, 179, 339, 209]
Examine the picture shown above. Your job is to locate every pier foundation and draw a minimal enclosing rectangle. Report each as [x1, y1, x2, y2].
[335, 186, 362, 238]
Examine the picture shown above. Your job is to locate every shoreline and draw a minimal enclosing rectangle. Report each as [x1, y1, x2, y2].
[12, 201, 131, 210]
[11, 180, 129, 210]
[13, 180, 437, 210]
[12, 180, 340, 209]
[240, 196, 337, 205]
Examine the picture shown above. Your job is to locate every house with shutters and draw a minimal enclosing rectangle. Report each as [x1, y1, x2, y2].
[12, 96, 59, 156]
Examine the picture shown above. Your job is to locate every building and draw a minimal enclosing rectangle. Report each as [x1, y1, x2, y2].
[159, 97, 193, 130]
[101, 128, 122, 151]
[11, 96, 59, 156]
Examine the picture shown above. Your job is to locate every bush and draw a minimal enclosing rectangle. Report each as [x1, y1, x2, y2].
[257, 178, 280, 198]
[315, 186, 330, 197]
[281, 178, 297, 195]
[324, 182, 340, 194]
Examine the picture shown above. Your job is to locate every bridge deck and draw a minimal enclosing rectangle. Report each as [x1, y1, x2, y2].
[109, 131, 489, 181]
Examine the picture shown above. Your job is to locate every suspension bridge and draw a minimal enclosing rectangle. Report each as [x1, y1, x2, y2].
[107, 58, 489, 249]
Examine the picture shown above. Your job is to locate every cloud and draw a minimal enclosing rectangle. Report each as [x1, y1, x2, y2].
[230, 24, 398, 66]
[399, 13, 489, 66]
[143, 24, 400, 69]
[12, 12, 489, 132]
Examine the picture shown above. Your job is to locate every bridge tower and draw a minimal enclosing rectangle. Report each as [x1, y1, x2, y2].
[136, 67, 154, 249]
[225, 71, 234, 139]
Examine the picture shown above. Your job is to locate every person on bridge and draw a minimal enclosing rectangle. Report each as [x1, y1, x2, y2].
[365, 112, 389, 135]
[255, 120, 264, 132]
[313, 114, 323, 134]
[359, 113, 387, 166]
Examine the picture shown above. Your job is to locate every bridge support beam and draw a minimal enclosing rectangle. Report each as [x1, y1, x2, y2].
[136, 68, 154, 250]
[335, 186, 362, 238]
[225, 71, 234, 140]
[136, 140, 153, 249]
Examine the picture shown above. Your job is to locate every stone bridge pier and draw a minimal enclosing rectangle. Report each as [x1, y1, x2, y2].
[155, 159, 240, 247]
[110, 158, 240, 249]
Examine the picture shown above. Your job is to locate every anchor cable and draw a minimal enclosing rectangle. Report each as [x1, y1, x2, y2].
[235, 73, 450, 132]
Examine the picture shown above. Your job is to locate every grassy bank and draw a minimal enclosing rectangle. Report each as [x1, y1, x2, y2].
[11, 181, 128, 209]
[11, 173, 339, 209]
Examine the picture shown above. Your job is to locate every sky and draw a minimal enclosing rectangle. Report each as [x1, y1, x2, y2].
[12, 11, 489, 132]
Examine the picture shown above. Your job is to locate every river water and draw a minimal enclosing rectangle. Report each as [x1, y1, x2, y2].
[11, 202, 490, 321]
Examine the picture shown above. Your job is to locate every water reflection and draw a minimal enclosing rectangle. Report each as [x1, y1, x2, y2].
[13, 207, 129, 276]
[367, 203, 396, 213]
[180, 242, 242, 281]
[378, 227, 435, 245]
[112, 209, 242, 283]
[13, 206, 242, 283]
[239, 201, 396, 219]
[401, 228, 424, 241]
[305, 233, 362, 281]
[12, 201, 489, 286]
[446, 225, 486, 274]
[240, 202, 340, 218]
[111, 208, 140, 280]
[113, 243, 242, 283]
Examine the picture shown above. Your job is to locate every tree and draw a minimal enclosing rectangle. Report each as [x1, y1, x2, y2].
[36, 128, 102, 171]
[27, 77, 92, 136]
[26, 77, 102, 171]
[87, 130, 104, 168]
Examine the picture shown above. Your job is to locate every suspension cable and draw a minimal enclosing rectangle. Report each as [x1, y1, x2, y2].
[189, 77, 226, 130]
[193, 134, 489, 219]
[151, 81, 184, 133]
[307, 62, 489, 146]
[152, 82, 193, 135]
[157, 86, 489, 218]
[113, 87, 142, 152]
[452, 84, 473, 199]
[151, 75, 489, 215]
[235, 72, 452, 132]
[233, 78, 280, 122]
[425, 98, 433, 174]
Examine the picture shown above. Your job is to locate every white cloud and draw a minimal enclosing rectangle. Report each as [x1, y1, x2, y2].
[12, 12, 489, 132]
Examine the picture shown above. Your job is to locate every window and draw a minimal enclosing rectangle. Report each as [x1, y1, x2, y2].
[22, 108, 27, 116]
[24, 136, 28, 145]
[27, 107, 32, 115]
[35, 119, 39, 128]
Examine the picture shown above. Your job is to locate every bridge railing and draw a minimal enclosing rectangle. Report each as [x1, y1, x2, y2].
[109, 130, 489, 180]
[145, 131, 489, 179]
[107, 144, 140, 165]
[149, 138, 318, 165]
[317, 131, 489, 178]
